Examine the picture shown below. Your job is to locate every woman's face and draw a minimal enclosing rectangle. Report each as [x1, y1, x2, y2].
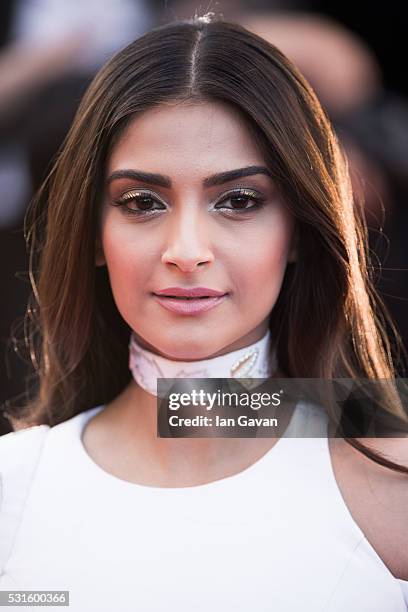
[98, 101, 296, 360]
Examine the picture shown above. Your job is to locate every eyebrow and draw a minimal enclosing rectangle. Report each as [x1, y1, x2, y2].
[105, 165, 273, 189]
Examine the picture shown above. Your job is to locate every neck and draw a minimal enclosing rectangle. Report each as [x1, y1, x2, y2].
[91, 329, 286, 487]
[129, 328, 278, 397]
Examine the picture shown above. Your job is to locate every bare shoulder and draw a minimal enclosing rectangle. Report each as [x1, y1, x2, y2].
[328, 431, 408, 580]
[329, 432, 408, 476]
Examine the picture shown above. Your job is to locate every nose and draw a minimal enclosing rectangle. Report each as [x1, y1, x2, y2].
[161, 206, 214, 272]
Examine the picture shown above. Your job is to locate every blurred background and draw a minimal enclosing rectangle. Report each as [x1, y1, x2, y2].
[1, 0, 407, 434]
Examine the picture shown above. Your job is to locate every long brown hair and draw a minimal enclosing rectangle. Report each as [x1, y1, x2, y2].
[4, 16, 408, 472]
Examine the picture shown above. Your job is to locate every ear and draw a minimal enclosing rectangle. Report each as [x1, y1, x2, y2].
[287, 227, 298, 263]
[95, 235, 106, 267]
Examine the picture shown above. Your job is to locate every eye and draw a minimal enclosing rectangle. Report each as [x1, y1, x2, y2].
[112, 190, 166, 216]
[111, 187, 266, 218]
[214, 188, 266, 215]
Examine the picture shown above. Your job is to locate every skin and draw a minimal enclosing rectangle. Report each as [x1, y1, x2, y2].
[85, 99, 297, 486]
[96, 100, 296, 361]
[328, 432, 408, 580]
[84, 99, 408, 580]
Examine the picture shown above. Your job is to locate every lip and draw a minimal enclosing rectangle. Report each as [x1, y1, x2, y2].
[152, 293, 228, 316]
[154, 287, 227, 298]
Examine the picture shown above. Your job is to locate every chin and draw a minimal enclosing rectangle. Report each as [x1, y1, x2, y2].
[136, 328, 239, 362]
[155, 345, 215, 362]
[146, 335, 225, 362]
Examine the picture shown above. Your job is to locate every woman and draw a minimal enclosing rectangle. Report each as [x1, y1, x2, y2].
[1, 14, 407, 611]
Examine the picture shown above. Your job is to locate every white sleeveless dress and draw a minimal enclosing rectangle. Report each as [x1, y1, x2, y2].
[0, 400, 407, 611]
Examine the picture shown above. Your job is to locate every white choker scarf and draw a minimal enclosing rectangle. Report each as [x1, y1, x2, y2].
[128, 329, 278, 396]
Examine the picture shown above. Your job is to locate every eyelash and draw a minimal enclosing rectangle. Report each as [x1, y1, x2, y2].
[111, 188, 266, 218]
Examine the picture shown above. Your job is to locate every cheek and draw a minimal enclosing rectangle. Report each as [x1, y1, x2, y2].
[231, 213, 293, 292]
[100, 219, 152, 302]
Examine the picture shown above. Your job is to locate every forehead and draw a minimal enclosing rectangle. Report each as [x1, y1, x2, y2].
[106, 101, 266, 177]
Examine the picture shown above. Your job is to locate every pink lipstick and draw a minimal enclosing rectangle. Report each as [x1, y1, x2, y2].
[152, 287, 228, 315]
